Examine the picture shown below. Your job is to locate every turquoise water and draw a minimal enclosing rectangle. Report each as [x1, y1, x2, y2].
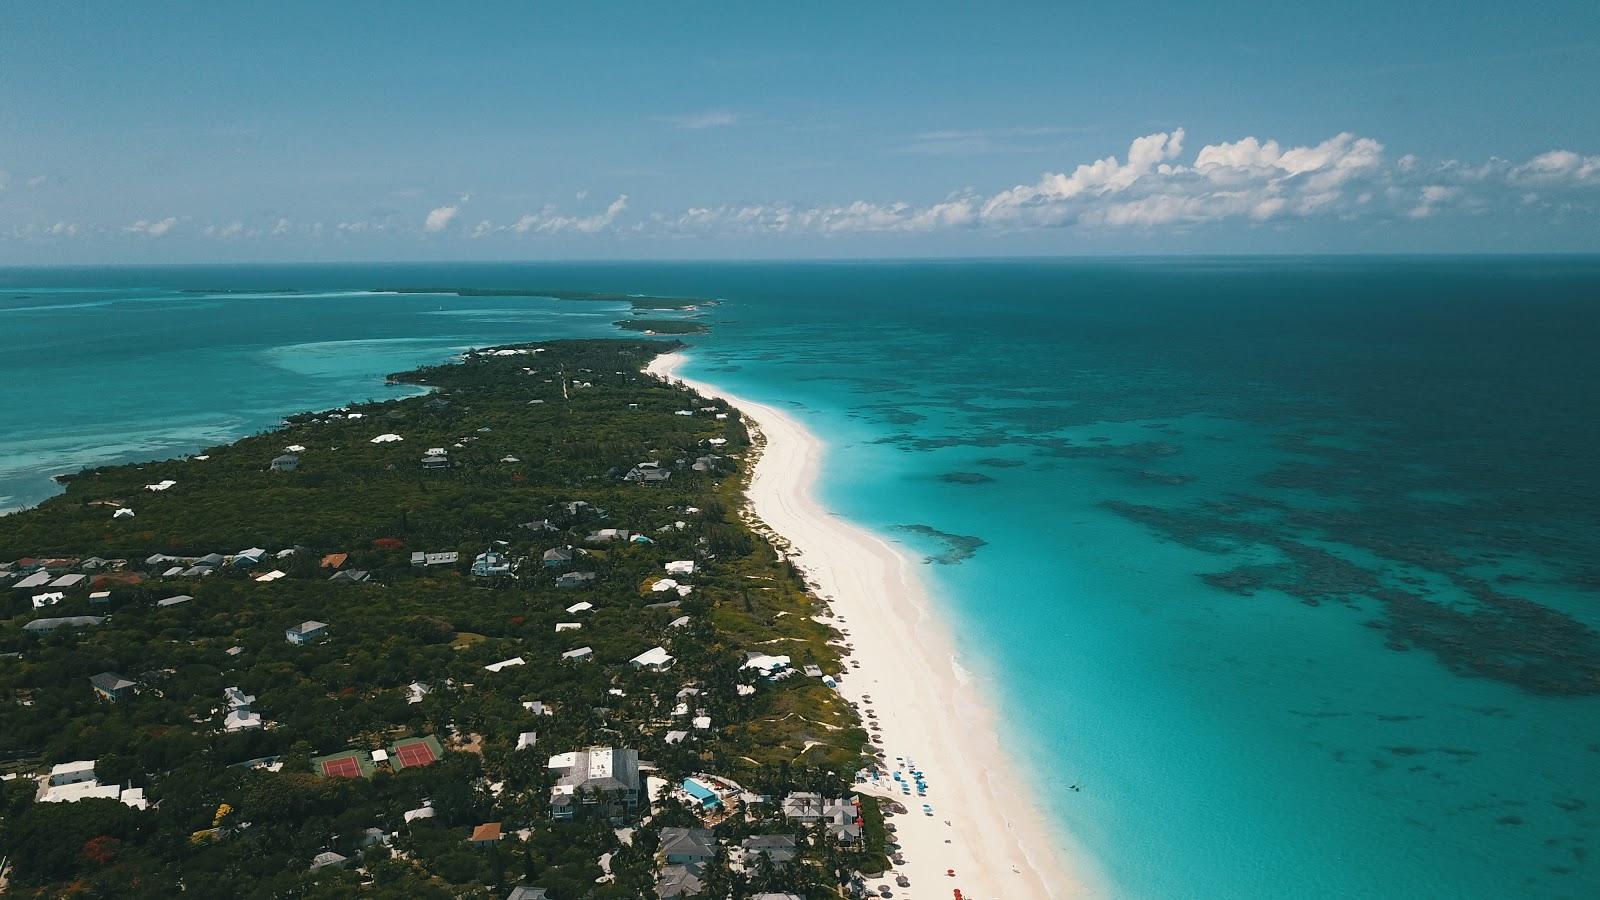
[3, 260, 1598, 897]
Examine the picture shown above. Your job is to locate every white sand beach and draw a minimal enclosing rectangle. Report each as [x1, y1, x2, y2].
[649, 351, 1101, 899]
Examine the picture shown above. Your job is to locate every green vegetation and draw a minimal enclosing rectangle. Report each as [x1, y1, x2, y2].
[614, 319, 710, 335]
[0, 339, 874, 898]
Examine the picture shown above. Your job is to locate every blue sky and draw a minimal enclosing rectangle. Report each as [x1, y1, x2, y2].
[2, 1, 1599, 262]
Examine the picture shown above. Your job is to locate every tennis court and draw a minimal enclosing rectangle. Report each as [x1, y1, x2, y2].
[389, 734, 445, 770]
[310, 749, 375, 779]
[320, 756, 361, 778]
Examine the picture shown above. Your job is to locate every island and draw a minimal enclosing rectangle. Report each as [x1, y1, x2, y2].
[0, 339, 890, 898]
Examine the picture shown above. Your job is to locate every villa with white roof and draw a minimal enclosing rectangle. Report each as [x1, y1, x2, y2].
[547, 747, 641, 821]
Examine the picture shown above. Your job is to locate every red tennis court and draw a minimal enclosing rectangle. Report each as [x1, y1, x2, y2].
[393, 740, 438, 767]
[320, 756, 361, 778]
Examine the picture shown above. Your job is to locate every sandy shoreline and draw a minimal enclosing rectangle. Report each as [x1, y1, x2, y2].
[649, 351, 1101, 899]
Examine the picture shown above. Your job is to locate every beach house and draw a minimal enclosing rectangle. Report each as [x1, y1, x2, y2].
[90, 671, 137, 702]
[23, 616, 106, 634]
[270, 454, 299, 472]
[547, 747, 641, 821]
[624, 461, 672, 484]
[630, 646, 675, 672]
[659, 827, 717, 865]
[542, 546, 574, 568]
[556, 571, 595, 589]
[655, 864, 705, 899]
[285, 620, 329, 645]
[781, 792, 862, 843]
[472, 550, 512, 577]
[740, 834, 798, 866]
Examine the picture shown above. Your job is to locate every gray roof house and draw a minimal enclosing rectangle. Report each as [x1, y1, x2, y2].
[270, 454, 300, 472]
[655, 863, 705, 899]
[547, 747, 641, 821]
[782, 792, 861, 843]
[90, 671, 137, 702]
[308, 850, 347, 872]
[556, 571, 596, 589]
[23, 616, 107, 634]
[542, 546, 574, 568]
[659, 827, 717, 865]
[506, 889, 550, 900]
[740, 834, 799, 865]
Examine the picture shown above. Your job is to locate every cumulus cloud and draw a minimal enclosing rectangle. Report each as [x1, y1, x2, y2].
[643, 129, 1598, 238]
[125, 217, 178, 237]
[512, 194, 629, 235]
[1512, 150, 1600, 184]
[424, 204, 460, 233]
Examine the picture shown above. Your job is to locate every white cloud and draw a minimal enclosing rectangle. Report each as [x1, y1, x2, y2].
[48, 221, 77, 236]
[638, 129, 1598, 238]
[513, 194, 628, 235]
[660, 110, 738, 129]
[1512, 149, 1600, 183]
[424, 204, 460, 232]
[125, 217, 178, 237]
[1407, 185, 1463, 219]
[203, 221, 246, 238]
[27, 174, 48, 188]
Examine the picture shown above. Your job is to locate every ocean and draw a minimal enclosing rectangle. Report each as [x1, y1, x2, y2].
[4, 259, 1598, 897]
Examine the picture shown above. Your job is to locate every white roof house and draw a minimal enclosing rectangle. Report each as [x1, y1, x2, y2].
[254, 570, 286, 582]
[555, 622, 582, 632]
[145, 479, 178, 491]
[14, 571, 52, 590]
[664, 560, 697, 576]
[403, 803, 436, 823]
[651, 578, 679, 593]
[285, 620, 329, 645]
[485, 656, 526, 673]
[516, 731, 538, 750]
[406, 682, 431, 704]
[561, 646, 594, 662]
[370, 433, 404, 443]
[50, 760, 98, 786]
[692, 715, 712, 730]
[223, 686, 255, 709]
[113, 508, 135, 519]
[743, 653, 793, 679]
[547, 747, 641, 819]
[371, 749, 389, 764]
[223, 708, 263, 732]
[566, 601, 593, 614]
[629, 646, 674, 672]
[32, 592, 65, 609]
[668, 615, 691, 629]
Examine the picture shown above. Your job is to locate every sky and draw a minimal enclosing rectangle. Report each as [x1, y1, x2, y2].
[2, 1, 1599, 263]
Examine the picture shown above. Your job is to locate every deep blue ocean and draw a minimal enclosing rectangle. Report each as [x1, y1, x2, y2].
[3, 259, 1598, 897]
